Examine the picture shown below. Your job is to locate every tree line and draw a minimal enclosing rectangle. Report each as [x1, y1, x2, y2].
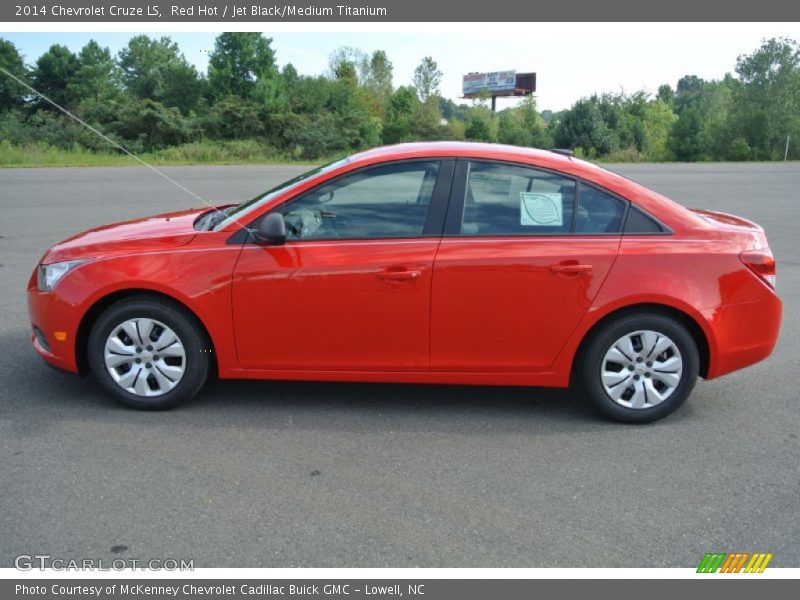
[0, 33, 798, 162]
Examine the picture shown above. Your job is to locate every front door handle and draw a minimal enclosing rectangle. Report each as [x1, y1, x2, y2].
[378, 270, 421, 282]
[549, 263, 593, 275]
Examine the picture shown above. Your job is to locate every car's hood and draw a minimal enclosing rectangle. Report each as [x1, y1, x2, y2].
[42, 208, 206, 264]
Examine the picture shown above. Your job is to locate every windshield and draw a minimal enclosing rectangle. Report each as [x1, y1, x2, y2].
[208, 157, 349, 231]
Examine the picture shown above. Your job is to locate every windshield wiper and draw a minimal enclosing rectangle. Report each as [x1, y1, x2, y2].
[194, 206, 234, 231]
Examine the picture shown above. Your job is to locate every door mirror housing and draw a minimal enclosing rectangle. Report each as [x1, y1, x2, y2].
[255, 213, 286, 245]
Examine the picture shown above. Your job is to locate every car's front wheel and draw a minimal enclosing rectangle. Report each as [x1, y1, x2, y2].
[88, 296, 210, 410]
[577, 313, 699, 423]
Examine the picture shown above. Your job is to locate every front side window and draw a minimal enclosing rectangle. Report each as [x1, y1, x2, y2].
[461, 162, 576, 235]
[278, 161, 441, 240]
[211, 158, 349, 231]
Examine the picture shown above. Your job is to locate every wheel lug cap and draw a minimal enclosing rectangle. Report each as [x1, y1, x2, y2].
[645, 372, 651, 378]
[145, 362, 152, 368]
[636, 357, 643, 363]
[634, 374, 640, 380]
[153, 355, 159, 360]
[627, 365, 634, 371]
[135, 347, 142, 353]
[135, 358, 141, 364]
[646, 361, 653, 367]
[146, 345, 153, 351]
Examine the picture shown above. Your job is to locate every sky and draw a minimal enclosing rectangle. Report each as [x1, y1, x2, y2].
[2, 24, 800, 111]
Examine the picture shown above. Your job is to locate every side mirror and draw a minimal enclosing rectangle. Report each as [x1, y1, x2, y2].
[255, 213, 286, 245]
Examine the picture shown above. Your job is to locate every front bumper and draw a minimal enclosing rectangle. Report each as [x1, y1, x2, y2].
[27, 271, 81, 373]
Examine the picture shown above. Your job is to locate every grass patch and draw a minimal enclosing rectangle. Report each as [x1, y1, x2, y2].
[0, 140, 322, 168]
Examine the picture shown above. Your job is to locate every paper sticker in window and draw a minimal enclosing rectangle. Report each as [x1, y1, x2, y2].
[520, 192, 563, 226]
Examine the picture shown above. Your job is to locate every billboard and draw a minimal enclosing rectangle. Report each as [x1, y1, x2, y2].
[462, 71, 517, 95]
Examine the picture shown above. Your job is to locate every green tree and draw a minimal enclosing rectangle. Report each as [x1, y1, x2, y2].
[282, 63, 299, 87]
[497, 96, 549, 148]
[656, 84, 674, 107]
[553, 95, 616, 157]
[465, 104, 497, 142]
[540, 109, 555, 125]
[731, 37, 800, 159]
[439, 97, 469, 121]
[412, 98, 444, 140]
[497, 108, 524, 145]
[696, 78, 734, 159]
[68, 40, 121, 107]
[203, 95, 264, 140]
[362, 50, 393, 114]
[668, 106, 704, 161]
[382, 85, 420, 143]
[208, 32, 282, 110]
[328, 46, 364, 84]
[114, 98, 192, 149]
[118, 35, 202, 114]
[413, 56, 442, 103]
[640, 100, 677, 160]
[0, 38, 28, 112]
[674, 74, 705, 113]
[31, 44, 79, 109]
[727, 137, 752, 161]
[284, 74, 334, 115]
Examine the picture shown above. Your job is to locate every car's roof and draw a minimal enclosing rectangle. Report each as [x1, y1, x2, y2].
[350, 141, 574, 163]
[348, 141, 613, 184]
[347, 142, 589, 175]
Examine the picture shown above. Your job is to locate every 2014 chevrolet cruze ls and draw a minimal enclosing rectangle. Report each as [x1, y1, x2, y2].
[28, 142, 782, 422]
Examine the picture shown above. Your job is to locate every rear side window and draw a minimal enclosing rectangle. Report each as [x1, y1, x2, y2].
[457, 161, 630, 236]
[461, 162, 576, 235]
[575, 184, 626, 234]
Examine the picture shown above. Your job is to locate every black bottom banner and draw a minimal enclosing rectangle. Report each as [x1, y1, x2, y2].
[3, 579, 794, 600]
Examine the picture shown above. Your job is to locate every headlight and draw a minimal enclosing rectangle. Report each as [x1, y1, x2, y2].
[37, 260, 87, 292]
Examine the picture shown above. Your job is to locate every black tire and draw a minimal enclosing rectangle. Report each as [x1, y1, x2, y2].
[87, 296, 210, 410]
[576, 312, 699, 423]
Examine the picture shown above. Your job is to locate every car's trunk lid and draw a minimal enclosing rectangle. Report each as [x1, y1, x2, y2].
[690, 208, 763, 231]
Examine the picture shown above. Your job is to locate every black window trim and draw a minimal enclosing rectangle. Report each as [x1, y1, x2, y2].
[229, 158, 456, 245]
[442, 157, 673, 238]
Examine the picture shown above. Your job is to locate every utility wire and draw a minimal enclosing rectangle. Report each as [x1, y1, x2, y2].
[0, 66, 246, 229]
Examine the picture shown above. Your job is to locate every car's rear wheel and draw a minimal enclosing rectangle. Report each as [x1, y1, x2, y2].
[577, 313, 699, 423]
[88, 297, 209, 410]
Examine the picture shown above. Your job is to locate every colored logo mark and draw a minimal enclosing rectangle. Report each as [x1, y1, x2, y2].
[697, 552, 773, 573]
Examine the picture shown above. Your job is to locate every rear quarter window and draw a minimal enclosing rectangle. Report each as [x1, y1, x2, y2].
[623, 205, 666, 234]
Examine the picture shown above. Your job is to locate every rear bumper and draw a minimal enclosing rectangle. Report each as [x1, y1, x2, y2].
[27, 273, 81, 374]
[706, 289, 782, 379]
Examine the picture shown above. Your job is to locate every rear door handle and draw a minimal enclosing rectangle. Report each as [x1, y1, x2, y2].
[549, 263, 593, 275]
[378, 270, 421, 282]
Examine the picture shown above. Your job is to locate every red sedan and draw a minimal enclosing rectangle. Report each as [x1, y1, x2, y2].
[27, 142, 781, 422]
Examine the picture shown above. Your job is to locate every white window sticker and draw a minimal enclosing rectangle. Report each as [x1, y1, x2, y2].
[520, 192, 564, 226]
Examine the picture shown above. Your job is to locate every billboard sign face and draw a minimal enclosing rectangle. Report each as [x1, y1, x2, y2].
[462, 71, 517, 95]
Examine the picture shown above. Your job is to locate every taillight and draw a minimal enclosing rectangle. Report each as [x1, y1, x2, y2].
[740, 249, 776, 288]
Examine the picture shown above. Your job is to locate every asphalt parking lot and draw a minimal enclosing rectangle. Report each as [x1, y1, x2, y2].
[1, 162, 798, 567]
